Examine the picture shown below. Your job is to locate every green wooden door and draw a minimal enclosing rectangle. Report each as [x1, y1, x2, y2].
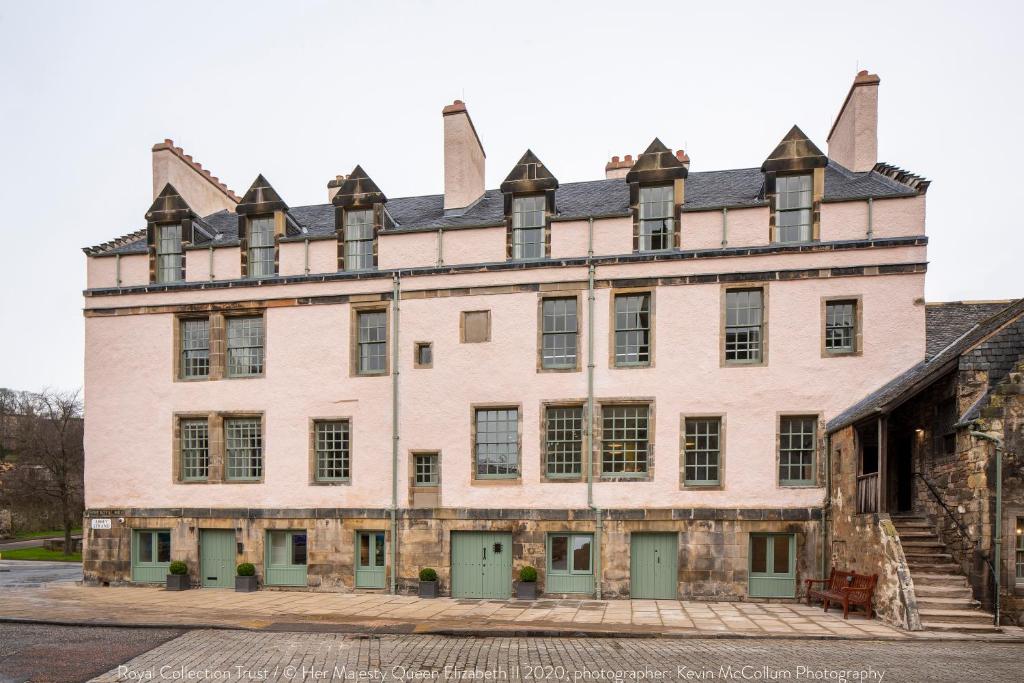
[630, 533, 678, 599]
[265, 530, 308, 587]
[131, 529, 171, 583]
[355, 531, 386, 589]
[748, 533, 796, 597]
[200, 529, 235, 588]
[451, 531, 513, 598]
[546, 533, 594, 594]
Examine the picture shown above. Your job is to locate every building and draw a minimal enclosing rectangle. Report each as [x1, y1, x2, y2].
[82, 71, 933, 606]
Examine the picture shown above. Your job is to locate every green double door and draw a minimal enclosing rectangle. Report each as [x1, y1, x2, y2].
[355, 531, 386, 589]
[451, 531, 513, 598]
[200, 529, 236, 588]
[630, 533, 678, 599]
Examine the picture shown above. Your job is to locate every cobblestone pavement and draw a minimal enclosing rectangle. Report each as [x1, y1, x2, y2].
[4, 584, 1023, 641]
[0, 623, 181, 683]
[91, 630, 1024, 683]
[0, 560, 82, 588]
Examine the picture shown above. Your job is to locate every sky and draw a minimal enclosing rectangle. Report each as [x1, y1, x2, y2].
[1, 0, 1022, 393]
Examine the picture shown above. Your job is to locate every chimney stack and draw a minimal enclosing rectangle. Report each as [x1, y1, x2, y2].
[827, 71, 880, 172]
[152, 139, 239, 217]
[605, 150, 688, 179]
[442, 100, 486, 214]
[327, 174, 349, 202]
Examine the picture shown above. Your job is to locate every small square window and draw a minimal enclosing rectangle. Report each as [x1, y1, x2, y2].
[415, 342, 433, 368]
[461, 311, 491, 343]
[414, 453, 439, 487]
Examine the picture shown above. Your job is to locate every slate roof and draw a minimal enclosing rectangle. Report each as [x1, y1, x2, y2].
[925, 301, 1014, 359]
[88, 160, 923, 256]
[827, 298, 1024, 433]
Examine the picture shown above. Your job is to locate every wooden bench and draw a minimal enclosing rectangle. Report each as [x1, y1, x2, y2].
[805, 569, 877, 619]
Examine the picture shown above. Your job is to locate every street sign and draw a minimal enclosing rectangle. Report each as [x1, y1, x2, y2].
[90, 518, 112, 530]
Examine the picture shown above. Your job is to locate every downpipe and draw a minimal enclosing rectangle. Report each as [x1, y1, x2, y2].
[822, 433, 831, 581]
[970, 430, 1003, 627]
[586, 217, 602, 600]
[391, 273, 401, 594]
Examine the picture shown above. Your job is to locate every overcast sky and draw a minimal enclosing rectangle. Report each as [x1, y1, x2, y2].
[1, 0, 1021, 393]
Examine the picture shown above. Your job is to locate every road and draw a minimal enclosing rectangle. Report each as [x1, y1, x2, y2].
[82, 629, 1024, 683]
[0, 560, 82, 587]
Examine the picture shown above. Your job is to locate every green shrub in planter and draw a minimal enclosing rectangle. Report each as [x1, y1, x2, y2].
[235, 563, 258, 592]
[516, 565, 538, 599]
[237, 563, 256, 577]
[419, 568, 438, 582]
[418, 567, 439, 598]
[518, 565, 538, 582]
[168, 561, 188, 576]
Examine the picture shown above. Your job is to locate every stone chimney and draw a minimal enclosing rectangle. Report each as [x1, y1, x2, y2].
[327, 174, 349, 202]
[152, 140, 239, 217]
[826, 71, 880, 172]
[442, 100, 486, 213]
[605, 150, 688, 179]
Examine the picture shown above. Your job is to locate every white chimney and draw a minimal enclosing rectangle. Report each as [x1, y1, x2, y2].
[442, 100, 486, 213]
[152, 139, 239, 216]
[827, 71, 880, 172]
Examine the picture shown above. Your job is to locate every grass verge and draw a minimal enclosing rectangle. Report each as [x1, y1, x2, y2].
[0, 547, 82, 562]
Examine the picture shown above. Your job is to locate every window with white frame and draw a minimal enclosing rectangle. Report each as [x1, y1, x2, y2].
[541, 297, 578, 369]
[724, 288, 763, 363]
[638, 185, 673, 251]
[779, 416, 816, 485]
[601, 404, 649, 476]
[226, 316, 264, 377]
[314, 420, 350, 482]
[357, 310, 387, 374]
[614, 293, 651, 366]
[156, 223, 184, 283]
[180, 318, 210, 379]
[180, 418, 209, 481]
[247, 215, 276, 277]
[545, 405, 584, 477]
[775, 174, 812, 243]
[511, 195, 545, 259]
[225, 417, 262, 480]
[474, 408, 519, 479]
[684, 417, 721, 486]
[825, 300, 857, 353]
[344, 209, 375, 271]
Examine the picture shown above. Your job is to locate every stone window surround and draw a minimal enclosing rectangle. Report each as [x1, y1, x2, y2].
[308, 416, 353, 486]
[537, 290, 583, 373]
[460, 310, 492, 343]
[821, 295, 864, 358]
[766, 168, 825, 245]
[608, 287, 656, 369]
[349, 300, 391, 377]
[505, 192, 553, 261]
[413, 341, 433, 369]
[239, 212, 284, 279]
[631, 180, 683, 253]
[172, 411, 265, 485]
[595, 397, 656, 483]
[775, 411, 824, 489]
[173, 306, 266, 382]
[408, 450, 441, 508]
[469, 402, 523, 486]
[336, 205, 384, 273]
[720, 282, 770, 368]
[679, 413, 726, 491]
[538, 399, 587, 483]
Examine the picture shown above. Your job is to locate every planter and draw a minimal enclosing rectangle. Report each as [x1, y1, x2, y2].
[165, 574, 190, 591]
[516, 582, 537, 600]
[418, 580, 439, 598]
[235, 575, 258, 592]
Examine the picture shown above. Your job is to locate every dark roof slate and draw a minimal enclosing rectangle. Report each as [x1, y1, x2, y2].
[827, 298, 1024, 433]
[925, 301, 1014, 359]
[90, 160, 923, 255]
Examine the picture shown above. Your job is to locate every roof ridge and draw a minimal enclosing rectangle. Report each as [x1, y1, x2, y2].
[82, 228, 147, 255]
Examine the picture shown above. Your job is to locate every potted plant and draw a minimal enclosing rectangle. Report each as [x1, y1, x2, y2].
[166, 561, 190, 591]
[516, 565, 538, 599]
[235, 562, 258, 592]
[418, 567, 439, 598]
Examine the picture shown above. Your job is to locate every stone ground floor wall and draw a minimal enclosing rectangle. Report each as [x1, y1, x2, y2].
[83, 507, 821, 601]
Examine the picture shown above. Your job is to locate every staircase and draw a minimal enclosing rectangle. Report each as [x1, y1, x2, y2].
[891, 513, 1001, 633]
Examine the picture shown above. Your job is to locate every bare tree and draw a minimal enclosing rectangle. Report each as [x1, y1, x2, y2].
[4, 389, 84, 554]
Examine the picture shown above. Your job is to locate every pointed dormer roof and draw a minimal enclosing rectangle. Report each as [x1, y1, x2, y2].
[761, 125, 828, 173]
[145, 183, 193, 224]
[625, 138, 688, 183]
[499, 150, 559, 194]
[332, 165, 387, 208]
[235, 174, 289, 215]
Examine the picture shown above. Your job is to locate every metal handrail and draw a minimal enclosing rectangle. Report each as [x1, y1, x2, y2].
[912, 471, 996, 581]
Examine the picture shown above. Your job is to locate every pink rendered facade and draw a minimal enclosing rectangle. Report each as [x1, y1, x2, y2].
[81, 71, 933, 601]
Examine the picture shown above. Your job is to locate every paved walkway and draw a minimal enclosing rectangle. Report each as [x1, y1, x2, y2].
[0, 559, 82, 587]
[1, 583, 1022, 641]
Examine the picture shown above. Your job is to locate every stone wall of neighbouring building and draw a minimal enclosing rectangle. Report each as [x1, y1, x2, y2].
[83, 507, 821, 601]
[828, 426, 922, 629]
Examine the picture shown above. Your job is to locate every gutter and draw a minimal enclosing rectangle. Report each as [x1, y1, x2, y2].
[586, 217, 602, 600]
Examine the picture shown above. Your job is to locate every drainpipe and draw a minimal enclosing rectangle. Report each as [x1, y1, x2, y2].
[721, 208, 729, 247]
[823, 433, 831, 580]
[586, 217, 602, 599]
[303, 237, 310, 275]
[970, 431, 1003, 627]
[115, 254, 122, 287]
[437, 229, 444, 266]
[391, 273, 401, 594]
[866, 198, 874, 240]
[208, 245, 215, 281]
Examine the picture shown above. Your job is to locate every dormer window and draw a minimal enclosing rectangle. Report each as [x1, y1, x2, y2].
[511, 195, 545, 260]
[638, 185, 674, 251]
[155, 223, 184, 283]
[775, 174, 812, 243]
[344, 209, 375, 271]
[247, 215, 275, 278]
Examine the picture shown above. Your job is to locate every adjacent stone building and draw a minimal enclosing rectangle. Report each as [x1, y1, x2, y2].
[83, 71, 948, 611]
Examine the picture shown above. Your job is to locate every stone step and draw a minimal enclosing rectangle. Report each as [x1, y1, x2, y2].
[906, 562, 962, 573]
[913, 573, 973, 586]
[897, 530, 939, 539]
[918, 608, 995, 624]
[904, 552, 954, 561]
[915, 596, 980, 609]
[921, 621, 1001, 634]
[914, 584, 973, 599]
[892, 519, 933, 527]
[902, 541, 947, 549]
